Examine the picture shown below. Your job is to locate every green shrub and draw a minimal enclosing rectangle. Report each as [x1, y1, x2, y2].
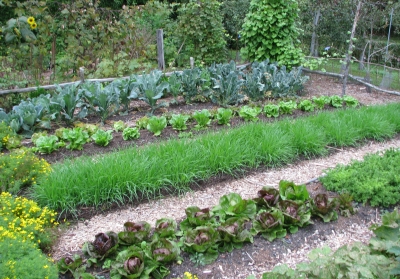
[0, 149, 51, 194]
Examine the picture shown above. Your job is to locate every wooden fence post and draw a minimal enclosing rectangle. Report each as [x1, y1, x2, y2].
[190, 57, 194, 69]
[157, 29, 165, 71]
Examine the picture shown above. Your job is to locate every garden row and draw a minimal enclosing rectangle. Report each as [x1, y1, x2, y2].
[0, 93, 358, 156]
[30, 102, 400, 215]
[57, 181, 354, 279]
[0, 60, 308, 137]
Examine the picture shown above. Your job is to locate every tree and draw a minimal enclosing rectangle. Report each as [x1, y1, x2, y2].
[240, 0, 303, 67]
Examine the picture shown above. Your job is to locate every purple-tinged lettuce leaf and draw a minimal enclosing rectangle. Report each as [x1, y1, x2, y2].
[253, 187, 281, 209]
[279, 180, 310, 202]
[278, 200, 312, 234]
[252, 209, 287, 242]
[151, 238, 180, 263]
[58, 254, 83, 274]
[310, 193, 339, 222]
[118, 221, 151, 246]
[82, 231, 119, 260]
[217, 217, 253, 252]
[179, 206, 216, 231]
[212, 193, 257, 223]
[153, 218, 177, 239]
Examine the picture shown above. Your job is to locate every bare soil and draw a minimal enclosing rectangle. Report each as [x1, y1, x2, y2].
[46, 73, 400, 279]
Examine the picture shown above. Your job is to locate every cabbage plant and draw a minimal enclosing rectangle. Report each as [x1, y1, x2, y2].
[252, 209, 287, 242]
[118, 221, 151, 246]
[82, 231, 119, 261]
[217, 217, 253, 252]
[310, 193, 339, 222]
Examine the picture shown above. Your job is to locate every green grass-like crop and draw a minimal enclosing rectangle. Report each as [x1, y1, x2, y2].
[31, 103, 400, 214]
[320, 148, 400, 207]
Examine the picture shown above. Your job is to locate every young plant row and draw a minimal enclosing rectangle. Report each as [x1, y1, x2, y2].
[257, 209, 400, 279]
[0, 94, 359, 155]
[31, 103, 400, 214]
[57, 181, 354, 279]
[0, 60, 308, 137]
[321, 148, 400, 207]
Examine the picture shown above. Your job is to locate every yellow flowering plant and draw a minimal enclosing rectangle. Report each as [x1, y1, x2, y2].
[0, 121, 21, 151]
[1, 16, 37, 43]
[0, 148, 51, 194]
[0, 192, 59, 250]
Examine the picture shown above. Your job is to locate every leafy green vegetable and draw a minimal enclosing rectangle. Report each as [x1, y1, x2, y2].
[32, 135, 65, 154]
[239, 106, 262, 122]
[252, 209, 287, 242]
[118, 221, 151, 246]
[310, 193, 339, 222]
[167, 72, 182, 104]
[122, 127, 140, 141]
[193, 109, 211, 129]
[130, 70, 169, 115]
[330, 95, 343, 108]
[212, 193, 257, 223]
[343, 95, 359, 108]
[312, 96, 330, 109]
[182, 226, 220, 265]
[279, 100, 297, 115]
[169, 114, 190, 131]
[264, 103, 280, 118]
[53, 82, 87, 125]
[62, 127, 90, 150]
[179, 206, 216, 231]
[216, 108, 233, 126]
[278, 180, 309, 202]
[242, 67, 266, 101]
[113, 120, 127, 132]
[153, 218, 178, 239]
[253, 186, 281, 209]
[278, 200, 312, 234]
[136, 116, 150, 130]
[217, 217, 253, 252]
[151, 238, 180, 264]
[82, 231, 119, 261]
[146, 116, 167, 136]
[298, 99, 315, 112]
[58, 254, 84, 275]
[91, 129, 113, 147]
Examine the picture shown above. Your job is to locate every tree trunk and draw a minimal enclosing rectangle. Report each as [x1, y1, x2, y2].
[310, 9, 321, 57]
[342, 1, 363, 96]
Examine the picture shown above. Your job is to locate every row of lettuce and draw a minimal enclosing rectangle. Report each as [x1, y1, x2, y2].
[0, 60, 308, 137]
[0, 94, 359, 155]
[58, 180, 355, 279]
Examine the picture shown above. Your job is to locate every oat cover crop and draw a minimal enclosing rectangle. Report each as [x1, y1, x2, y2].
[321, 148, 400, 207]
[31, 103, 400, 214]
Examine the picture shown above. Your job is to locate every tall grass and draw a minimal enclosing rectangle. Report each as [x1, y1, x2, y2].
[31, 103, 400, 215]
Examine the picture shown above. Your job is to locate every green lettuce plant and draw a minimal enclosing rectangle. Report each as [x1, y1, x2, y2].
[32, 135, 65, 154]
[330, 95, 343, 108]
[147, 116, 167, 136]
[82, 231, 119, 261]
[251, 209, 287, 242]
[217, 217, 253, 252]
[193, 109, 211, 129]
[61, 127, 90, 150]
[264, 103, 280, 118]
[343, 95, 359, 108]
[279, 100, 297, 115]
[91, 129, 113, 147]
[212, 193, 257, 223]
[118, 221, 151, 246]
[169, 114, 190, 131]
[279, 180, 309, 202]
[310, 193, 339, 222]
[122, 127, 140, 141]
[239, 106, 262, 122]
[216, 108, 233, 126]
[299, 99, 315, 112]
[312, 96, 330, 109]
[113, 120, 127, 132]
[136, 116, 150, 130]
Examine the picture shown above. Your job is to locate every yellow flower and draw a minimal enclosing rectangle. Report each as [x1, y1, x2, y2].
[27, 17, 35, 24]
[30, 22, 37, 30]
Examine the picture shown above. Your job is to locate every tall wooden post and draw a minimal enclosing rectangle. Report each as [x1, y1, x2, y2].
[157, 29, 165, 70]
